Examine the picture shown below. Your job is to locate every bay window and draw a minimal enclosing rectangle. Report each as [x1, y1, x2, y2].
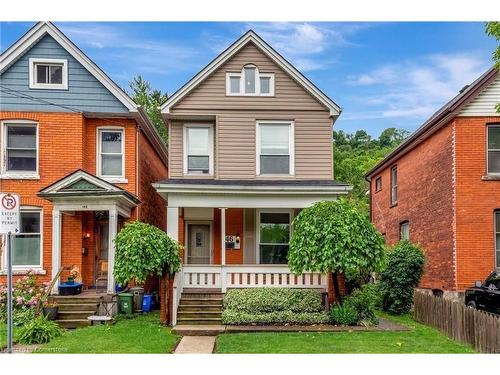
[98, 128, 124, 179]
[1, 121, 38, 176]
[184, 124, 213, 175]
[258, 211, 291, 264]
[257, 121, 294, 175]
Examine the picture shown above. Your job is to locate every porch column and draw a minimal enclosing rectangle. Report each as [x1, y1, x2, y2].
[107, 207, 118, 294]
[220, 208, 226, 292]
[51, 208, 62, 294]
[167, 206, 179, 241]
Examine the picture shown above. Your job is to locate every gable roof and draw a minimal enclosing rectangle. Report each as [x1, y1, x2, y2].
[161, 30, 341, 117]
[365, 66, 499, 180]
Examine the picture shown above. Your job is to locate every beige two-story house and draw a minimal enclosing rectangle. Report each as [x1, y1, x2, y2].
[154, 31, 351, 325]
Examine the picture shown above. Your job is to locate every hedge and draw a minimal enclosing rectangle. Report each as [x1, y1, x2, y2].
[222, 288, 328, 325]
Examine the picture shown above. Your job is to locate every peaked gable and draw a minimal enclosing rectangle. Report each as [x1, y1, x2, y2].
[162, 31, 341, 116]
[459, 75, 500, 116]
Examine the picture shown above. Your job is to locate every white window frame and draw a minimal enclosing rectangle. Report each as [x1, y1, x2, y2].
[183, 123, 214, 176]
[29, 58, 68, 90]
[400, 221, 410, 241]
[390, 165, 398, 206]
[96, 127, 126, 183]
[495, 211, 500, 269]
[256, 120, 295, 176]
[487, 124, 500, 176]
[226, 65, 275, 96]
[0, 120, 40, 179]
[1, 207, 43, 272]
[256, 209, 293, 265]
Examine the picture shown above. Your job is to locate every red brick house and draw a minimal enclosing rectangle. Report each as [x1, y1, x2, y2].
[0, 22, 168, 294]
[367, 67, 500, 294]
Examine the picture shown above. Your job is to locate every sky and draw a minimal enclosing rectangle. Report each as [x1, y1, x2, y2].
[0, 22, 497, 137]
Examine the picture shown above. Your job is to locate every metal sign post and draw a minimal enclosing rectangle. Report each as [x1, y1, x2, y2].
[0, 193, 20, 354]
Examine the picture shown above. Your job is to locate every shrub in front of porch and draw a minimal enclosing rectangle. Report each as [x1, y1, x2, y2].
[222, 288, 329, 325]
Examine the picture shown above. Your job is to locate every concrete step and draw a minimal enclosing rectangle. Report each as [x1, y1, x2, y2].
[56, 319, 91, 329]
[178, 304, 222, 312]
[57, 303, 99, 312]
[177, 317, 222, 325]
[179, 298, 223, 306]
[57, 311, 96, 320]
[177, 311, 222, 319]
[181, 293, 223, 299]
[51, 296, 102, 304]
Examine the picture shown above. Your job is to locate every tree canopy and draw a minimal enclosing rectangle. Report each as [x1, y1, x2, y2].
[485, 22, 500, 112]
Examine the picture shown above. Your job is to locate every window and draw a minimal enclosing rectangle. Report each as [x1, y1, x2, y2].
[98, 128, 124, 179]
[183, 124, 214, 175]
[226, 65, 274, 96]
[484, 272, 500, 290]
[1, 122, 38, 176]
[375, 176, 382, 192]
[487, 125, 500, 174]
[495, 212, 500, 268]
[400, 221, 410, 241]
[257, 121, 294, 175]
[29, 58, 68, 89]
[9, 209, 42, 269]
[390, 165, 398, 205]
[258, 211, 291, 264]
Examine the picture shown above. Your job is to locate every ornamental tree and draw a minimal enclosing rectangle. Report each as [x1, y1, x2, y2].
[288, 199, 385, 303]
[114, 221, 182, 322]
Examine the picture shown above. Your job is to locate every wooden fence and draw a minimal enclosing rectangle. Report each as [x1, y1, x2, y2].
[413, 291, 500, 353]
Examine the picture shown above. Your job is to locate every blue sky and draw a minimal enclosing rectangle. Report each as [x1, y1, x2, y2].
[1, 22, 497, 137]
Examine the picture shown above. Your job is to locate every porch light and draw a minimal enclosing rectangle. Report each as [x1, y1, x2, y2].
[83, 233, 91, 239]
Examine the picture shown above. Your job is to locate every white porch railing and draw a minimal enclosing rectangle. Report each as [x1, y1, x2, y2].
[181, 265, 328, 291]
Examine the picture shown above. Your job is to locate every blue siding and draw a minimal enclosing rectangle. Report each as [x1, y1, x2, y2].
[0, 34, 129, 113]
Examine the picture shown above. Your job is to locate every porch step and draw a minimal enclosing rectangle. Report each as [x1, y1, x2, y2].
[57, 303, 100, 312]
[179, 298, 223, 306]
[176, 292, 223, 326]
[178, 304, 222, 312]
[176, 317, 222, 325]
[57, 311, 96, 320]
[177, 311, 222, 319]
[56, 319, 91, 329]
[51, 295, 102, 329]
[51, 296, 103, 304]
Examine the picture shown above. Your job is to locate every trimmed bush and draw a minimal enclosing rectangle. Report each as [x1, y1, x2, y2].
[222, 288, 327, 325]
[17, 315, 63, 344]
[380, 240, 425, 314]
[343, 286, 378, 326]
[331, 303, 358, 326]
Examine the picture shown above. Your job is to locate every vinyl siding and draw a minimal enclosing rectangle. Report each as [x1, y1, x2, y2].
[0, 34, 128, 113]
[459, 76, 500, 116]
[169, 42, 333, 180]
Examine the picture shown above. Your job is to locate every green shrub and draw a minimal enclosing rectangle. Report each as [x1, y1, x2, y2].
[17, 315, 63, 344]
[343, 286, 378, 326]
[13, 307, 36, 327]
[380, 240, 425, 314]
[330, 303, 358, 326]
[222, 310, 330, 325]
[359, 282, 383, 310]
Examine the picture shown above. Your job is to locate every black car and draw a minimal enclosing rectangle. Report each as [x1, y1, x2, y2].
[464, 271, 500, 315]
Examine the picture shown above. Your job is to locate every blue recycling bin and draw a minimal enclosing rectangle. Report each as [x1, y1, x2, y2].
[142, 294, 153, 312]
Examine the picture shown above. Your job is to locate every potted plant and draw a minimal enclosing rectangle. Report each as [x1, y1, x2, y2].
[42, 300, 58, 321]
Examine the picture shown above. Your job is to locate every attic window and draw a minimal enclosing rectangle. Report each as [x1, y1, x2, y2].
[226, 65, 274, 96]
[29, 58, 68, 90]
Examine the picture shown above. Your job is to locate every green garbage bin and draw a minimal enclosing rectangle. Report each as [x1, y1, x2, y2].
[118, 293, 133, 315]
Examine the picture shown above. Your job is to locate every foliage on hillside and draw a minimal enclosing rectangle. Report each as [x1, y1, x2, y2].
[333, 128, 409, 215]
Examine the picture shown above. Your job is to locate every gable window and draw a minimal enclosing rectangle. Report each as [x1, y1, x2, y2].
[98, 128, 124, 180]
[495, 211, 500, 268]
[258, 211, 291, 264]
[29, 58, 68, 90]
[226, 65, 274, 96]
[400, 221, 410, 241]
[375, 176, 382, 192]
[487, 125, 500, 175]
[257, 121, 294, 175]
[183, 124, 214, 175]
[390, 165, 398, 205]
[3, 209, 43, 270]
[1, 121, 38, 177]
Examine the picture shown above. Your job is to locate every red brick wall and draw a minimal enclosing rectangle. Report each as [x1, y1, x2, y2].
[454, 116, 500, 289]
[370, 122, 456, 290]
[212, 208, 244, 265]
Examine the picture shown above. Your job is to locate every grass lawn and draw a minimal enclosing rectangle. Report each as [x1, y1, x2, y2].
[0, 322, 20, 350]
[36, 312, 180, 354]
[215, 312, 475, 354]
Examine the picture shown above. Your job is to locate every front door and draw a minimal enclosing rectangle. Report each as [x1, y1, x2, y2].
[95, 222, 109, 289]
[187, 224, 211, 264]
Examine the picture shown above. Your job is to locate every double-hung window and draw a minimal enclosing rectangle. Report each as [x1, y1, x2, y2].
[390, 165, 398, 205]
[1, 121, 38, 176]
[495, 211, 500, 268]
[29, 58, 68, 90]
[257, 121, 294, 175]
[258, 211, 291, 264]
[226, 65, 274, 96]
[9, 209, 42, 269]
[400, 221, 410, 241]
[184, 124, 213, 175]
[98, 128, 124, 180]
[487, 125, 500, 175]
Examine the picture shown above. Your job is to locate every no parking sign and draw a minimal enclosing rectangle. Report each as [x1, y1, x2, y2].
[0, 193, 20, 234]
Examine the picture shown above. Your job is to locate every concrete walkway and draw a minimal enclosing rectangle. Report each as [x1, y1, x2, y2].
[174, 336, 216, 354]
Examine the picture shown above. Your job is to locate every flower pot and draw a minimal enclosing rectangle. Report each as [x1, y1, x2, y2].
[43, 306, 59, 320]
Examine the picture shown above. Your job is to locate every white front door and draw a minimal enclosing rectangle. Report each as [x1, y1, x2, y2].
[187, 223, 211, 264]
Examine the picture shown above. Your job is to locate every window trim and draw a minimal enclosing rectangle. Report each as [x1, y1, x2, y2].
[494, 211, 500, 269]
[0, 120, 40, 179]
[225, 65, 275, 96]
[400, 220, 410, 241]
[486, 124, 500, 176]
[29, 58, 68, 90]
[183, 123, 214, 176]
[390, 165, 398, 206]
[1, 207, 43, 271]
[96, 127, 126, 182]
[375, 176, 382, 192]
[256, 209, 293, 265]
[256, 120, 295, 176]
